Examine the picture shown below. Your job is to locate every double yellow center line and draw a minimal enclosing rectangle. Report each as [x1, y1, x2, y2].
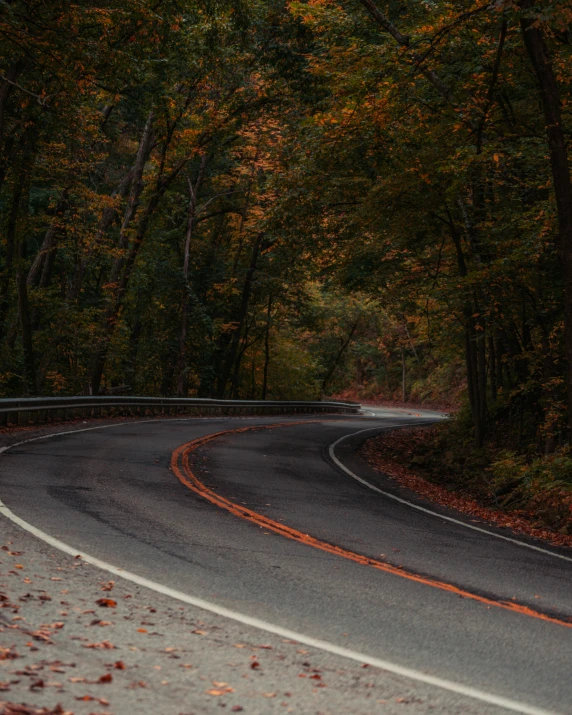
[170, 423, 572, 629]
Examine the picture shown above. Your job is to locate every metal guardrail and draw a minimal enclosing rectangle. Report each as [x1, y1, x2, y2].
[0, 396, 360, 427]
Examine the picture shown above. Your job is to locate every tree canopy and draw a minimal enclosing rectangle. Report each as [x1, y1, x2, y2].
[1, 0, 572, 458]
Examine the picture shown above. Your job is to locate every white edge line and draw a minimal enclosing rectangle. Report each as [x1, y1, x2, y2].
[0, 499, 557, 715]
[0, 417, 562, 715]
[0, 414, 269, 454]
[329, 427, 572, 564]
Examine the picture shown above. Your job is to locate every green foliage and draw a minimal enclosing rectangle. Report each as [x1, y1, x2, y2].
[490, 450, 572, 492]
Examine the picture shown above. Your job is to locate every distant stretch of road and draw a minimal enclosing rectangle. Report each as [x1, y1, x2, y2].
[1, 407, 571, 714]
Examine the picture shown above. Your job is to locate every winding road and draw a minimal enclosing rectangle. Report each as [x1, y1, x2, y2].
[1, 407, 571, 714]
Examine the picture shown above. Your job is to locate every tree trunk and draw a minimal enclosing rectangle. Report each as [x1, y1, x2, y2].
[17, 269, 36, 395]
[0, 62, 23, 195]
[520, 8, 572, 435]
[400, 346, 406, 403]
[262, 296, 272, 399]
[0, 174, 23, 340]
[90, 154, 189, 394]
[231, 326, 249, 399]
[489, 334, 497, 401]
[106, 110, 154, 289]
[125, 314, 143, 390]
[176, 155, 207, 396]
[0, 64, 22, 143]
[67, 169, 134, 301]
[321, 319, 359, 394]
[27, 190, 69, 288]
[217, 232, 264, 397]
[450, 220, 486, 446]
[16, 231, 36, 395]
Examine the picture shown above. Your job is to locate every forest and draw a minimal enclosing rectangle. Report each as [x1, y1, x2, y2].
[1, 0, 572, 493]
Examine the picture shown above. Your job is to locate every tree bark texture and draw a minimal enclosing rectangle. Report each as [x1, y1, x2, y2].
[217, 232, 264, 397]
[67, 169, 134, 301]
[16, 204, 37, 395]
[27, 190, 69, 288]
[321, 319, 359, 394]
[519, 11, 572, 436]
[262, 295, 272, 399]
[450, 223, 487, 446]
[90, 151, 190, 394]
[0, 173, 23, 340]
[177, 155, 208, 396]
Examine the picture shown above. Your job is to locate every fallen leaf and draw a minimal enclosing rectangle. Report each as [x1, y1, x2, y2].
[98, 673, 113, 683]
[113, 661, 126, 670]
[0, 702, 72, 714]
[82, 641, 115, 649]
[74, 695, 109, 705]
[0, 648, 18, 661]
[101, 581, 115, 591]
[95, 598, 116, 608]
[29, 630, 52, 644]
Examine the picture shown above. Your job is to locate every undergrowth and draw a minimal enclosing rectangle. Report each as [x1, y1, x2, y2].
[362, 412, 572, 536]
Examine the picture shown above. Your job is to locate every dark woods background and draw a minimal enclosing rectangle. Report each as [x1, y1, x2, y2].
[1, 1, 572, 482]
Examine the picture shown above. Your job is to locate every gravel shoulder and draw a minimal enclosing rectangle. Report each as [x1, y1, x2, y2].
[0, 509, 506, 715]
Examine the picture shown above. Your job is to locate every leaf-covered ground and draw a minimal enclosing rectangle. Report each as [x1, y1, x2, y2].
[360, 427, 572, 550]
[1, 514, 501, 715]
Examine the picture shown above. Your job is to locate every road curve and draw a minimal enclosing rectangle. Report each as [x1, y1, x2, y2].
[0, 409, 571, 714]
